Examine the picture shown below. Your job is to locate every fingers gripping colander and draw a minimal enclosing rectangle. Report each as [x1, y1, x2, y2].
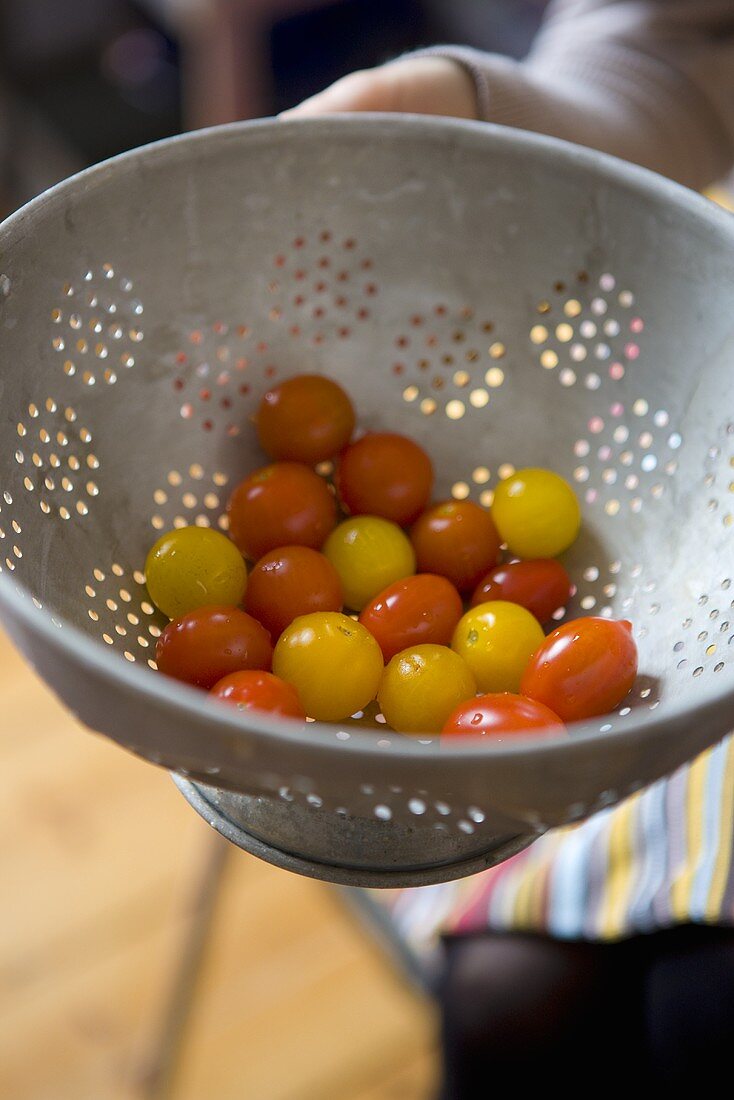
[1, 118, 734, 888]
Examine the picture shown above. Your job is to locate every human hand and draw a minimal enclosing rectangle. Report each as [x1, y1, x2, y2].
[280, 57, 478, 120]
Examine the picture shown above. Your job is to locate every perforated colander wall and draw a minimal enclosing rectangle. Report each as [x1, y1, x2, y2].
[2, 239, 731, 822]
[0, 120, 733, 839]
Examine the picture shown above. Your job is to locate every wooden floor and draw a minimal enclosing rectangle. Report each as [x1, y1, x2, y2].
[0, 628, 437, 1100]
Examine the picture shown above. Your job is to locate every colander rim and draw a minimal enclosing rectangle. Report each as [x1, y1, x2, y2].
[1, 113, 733, 763]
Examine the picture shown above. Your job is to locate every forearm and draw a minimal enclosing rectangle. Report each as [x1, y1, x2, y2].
[416, 1, 734, 189]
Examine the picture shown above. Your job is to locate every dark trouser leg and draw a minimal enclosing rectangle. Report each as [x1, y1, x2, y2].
[437, 923, 734, 1097]
[643, 923, 734, 1086]
[437, 931, 646, 1097]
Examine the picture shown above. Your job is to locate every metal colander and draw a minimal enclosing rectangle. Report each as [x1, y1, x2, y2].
[1, 117, 734, 887]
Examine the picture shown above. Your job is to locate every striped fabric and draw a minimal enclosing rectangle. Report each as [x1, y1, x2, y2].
[371, 734, 734, 958]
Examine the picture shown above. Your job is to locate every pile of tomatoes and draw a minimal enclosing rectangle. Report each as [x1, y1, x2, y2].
[144, 374, 638, 740]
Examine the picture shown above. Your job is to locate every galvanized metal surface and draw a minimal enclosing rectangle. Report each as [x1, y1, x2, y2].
[173, 776, 533, 887]
[1, 116, 733, 885]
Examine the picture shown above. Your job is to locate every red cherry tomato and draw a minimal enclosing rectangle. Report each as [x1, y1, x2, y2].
[210, 670, 305, 720]
[227, 462, 337, 560]
[256, 374, 355, 465]
[521, 617, 638, 722]
[245, 545, 342, 638]
[410, 500, 501, 592]
[337, 432, 434, 526]
[442, 693, 566, 740]
[359, 573, 463, 662]
[471, 559, 573, 623]
[156, 605, 273, 689]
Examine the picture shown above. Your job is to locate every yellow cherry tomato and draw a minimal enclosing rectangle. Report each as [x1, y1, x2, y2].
[145, 526, 247, 620]
[451, 600, 545, 693]
[378, 644, 476, 734]
[273, 611, 383, 721]
[323, 516, 416, 611]
[491, 467, 581, 558]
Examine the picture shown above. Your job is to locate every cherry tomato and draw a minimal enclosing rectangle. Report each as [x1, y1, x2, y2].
[451, 600, 545, 693]
[156, 606, 272, 689]
[410, 500, 501, 593]
[145, 526, 247, 620]
[244, 546, 342, 639]
[521, 616, 638, 722]
[359, 574, 463, 661]
[442, 693, 565, 741]
[471, 559, 573, 623]
[273, 611, 383, 721]
[227, 462, 337, 560]
[377, 644, 476, 734]
[256, 374, 355, 465]
[336, 432, 433, 526]
[492, 468, 581, 558]
[210, 670, 305, 720]
[323, 516, 416, 611]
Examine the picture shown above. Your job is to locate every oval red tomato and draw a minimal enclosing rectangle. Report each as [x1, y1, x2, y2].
[256, 374, 355, 465]
[227, 462, 337, 560]
[245, 545, 342, 638]
[471, 559, 573, 623]
[156, 605, 273, 689]
[521, 616, 638, 722]
[442, 692, 565, 740]
[359, 573, 463, 661]
[410, 500, 501, 593]
[337, 432, 434, 526]
[210, 669, 305, 719]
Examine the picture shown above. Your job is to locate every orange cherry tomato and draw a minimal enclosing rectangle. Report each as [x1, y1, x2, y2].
[210, 670, 305, 720]
[156, 606, 273, 689]
[471, 559, 573, 623]
[227, 462, 337, 560]
[337, 432, 434, 526]
[244, 545, 342, 639]
[521, 616, 638, 722]
[359, 573, 463, 662]
[256, 374, 355, 465]
[442, 693, 565, 741]
[410, 500, 501, 592]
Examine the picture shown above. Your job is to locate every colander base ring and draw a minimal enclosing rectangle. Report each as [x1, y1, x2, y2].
[172, 776, 535, 888]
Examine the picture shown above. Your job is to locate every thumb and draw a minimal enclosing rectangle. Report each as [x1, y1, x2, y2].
[280, 68, 400, 118]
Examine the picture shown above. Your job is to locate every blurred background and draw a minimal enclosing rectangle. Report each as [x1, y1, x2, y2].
[0, 0, 545, 213]
[0, 3, 542, 1099]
